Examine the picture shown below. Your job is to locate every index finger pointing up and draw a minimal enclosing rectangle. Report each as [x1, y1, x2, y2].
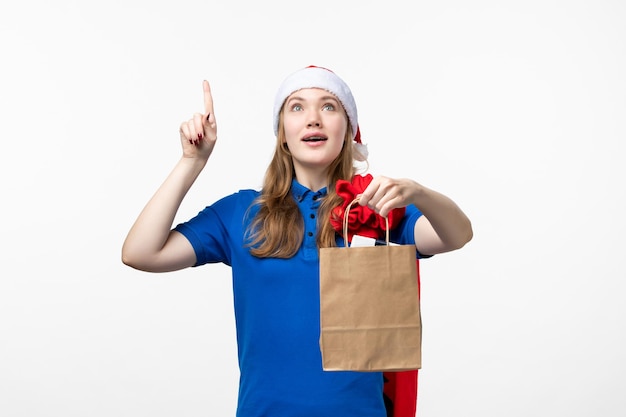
[203, 80, 214, 117]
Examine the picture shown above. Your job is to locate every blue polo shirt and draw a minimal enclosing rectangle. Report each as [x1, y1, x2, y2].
[174, 180, 423, 417]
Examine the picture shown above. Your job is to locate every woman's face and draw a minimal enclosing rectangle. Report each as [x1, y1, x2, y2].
[282, 88, 348, 178]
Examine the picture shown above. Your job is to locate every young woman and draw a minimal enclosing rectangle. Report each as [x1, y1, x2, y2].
[122, 65, 473, 417]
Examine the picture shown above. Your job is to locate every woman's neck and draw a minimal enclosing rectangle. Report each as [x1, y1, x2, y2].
[293, 168, 328, 192]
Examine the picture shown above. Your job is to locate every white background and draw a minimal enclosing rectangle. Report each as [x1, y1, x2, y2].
[1, 0, 624, 416]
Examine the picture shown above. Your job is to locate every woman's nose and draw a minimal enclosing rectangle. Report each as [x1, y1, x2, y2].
[307, 112, 321, 127]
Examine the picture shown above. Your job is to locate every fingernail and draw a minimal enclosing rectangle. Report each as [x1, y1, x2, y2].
[206, 113, 211, 122]
[198, 133, 202, 140]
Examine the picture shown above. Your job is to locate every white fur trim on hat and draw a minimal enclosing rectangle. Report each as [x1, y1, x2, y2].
[273, 66, 362, 151]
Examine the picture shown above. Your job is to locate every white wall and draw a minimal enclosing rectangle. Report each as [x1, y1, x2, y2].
[1, 1, 624, 416]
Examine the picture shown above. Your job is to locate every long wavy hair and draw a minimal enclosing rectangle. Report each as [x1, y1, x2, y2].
[245, 110, 359, 258]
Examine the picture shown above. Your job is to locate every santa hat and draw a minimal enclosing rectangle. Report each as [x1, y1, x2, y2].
[273, 65, 368, 161]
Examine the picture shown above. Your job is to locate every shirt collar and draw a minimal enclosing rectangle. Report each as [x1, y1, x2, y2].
[291, 179, 327, 203]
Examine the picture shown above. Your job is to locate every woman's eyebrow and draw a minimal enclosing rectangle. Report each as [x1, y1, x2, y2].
[319, 95, 340, 103]
[286, 95, 340, 105]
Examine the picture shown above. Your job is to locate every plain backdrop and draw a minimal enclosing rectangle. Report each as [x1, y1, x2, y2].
[1, 1, 624, 416]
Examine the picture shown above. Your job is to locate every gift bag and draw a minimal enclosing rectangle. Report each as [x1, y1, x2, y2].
[319, 199, 422, 371]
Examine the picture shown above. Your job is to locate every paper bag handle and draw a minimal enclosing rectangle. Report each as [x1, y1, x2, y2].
[343, 197, 390, 247]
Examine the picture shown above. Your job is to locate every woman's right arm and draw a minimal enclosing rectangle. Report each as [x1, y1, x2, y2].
[121, 80, 218, 272]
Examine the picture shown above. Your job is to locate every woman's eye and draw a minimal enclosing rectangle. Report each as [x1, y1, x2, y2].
[291, 104, 303, 111]
[322, 104, 335, 111]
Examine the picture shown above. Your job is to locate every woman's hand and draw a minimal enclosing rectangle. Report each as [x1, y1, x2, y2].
[360, 175, 473, 254]
[358, 176, 419, 218]
[179, 80, 218, 160]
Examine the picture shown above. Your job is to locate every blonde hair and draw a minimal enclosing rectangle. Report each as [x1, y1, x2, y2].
[246, 111, 358, 258]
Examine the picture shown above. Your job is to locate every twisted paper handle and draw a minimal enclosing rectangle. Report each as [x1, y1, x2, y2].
[343, 197, 389, 247]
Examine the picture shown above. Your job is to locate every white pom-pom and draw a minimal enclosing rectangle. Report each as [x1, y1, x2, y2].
[353, 142, 368, 161]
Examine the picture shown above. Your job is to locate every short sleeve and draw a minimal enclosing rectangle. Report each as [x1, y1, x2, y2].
[174, 190, 259, 267]
[389, 204, 433, 259]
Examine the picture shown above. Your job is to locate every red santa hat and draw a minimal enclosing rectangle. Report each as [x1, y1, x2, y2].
[273, 65, 368, 161]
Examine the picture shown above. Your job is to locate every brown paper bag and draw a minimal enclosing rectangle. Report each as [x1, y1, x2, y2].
[319, 199, 422, 372]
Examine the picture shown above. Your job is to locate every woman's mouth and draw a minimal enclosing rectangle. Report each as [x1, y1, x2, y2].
[302, 135, 328, 142]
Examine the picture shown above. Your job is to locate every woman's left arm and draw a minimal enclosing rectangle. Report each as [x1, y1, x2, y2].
[358, 176, 473, 256]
